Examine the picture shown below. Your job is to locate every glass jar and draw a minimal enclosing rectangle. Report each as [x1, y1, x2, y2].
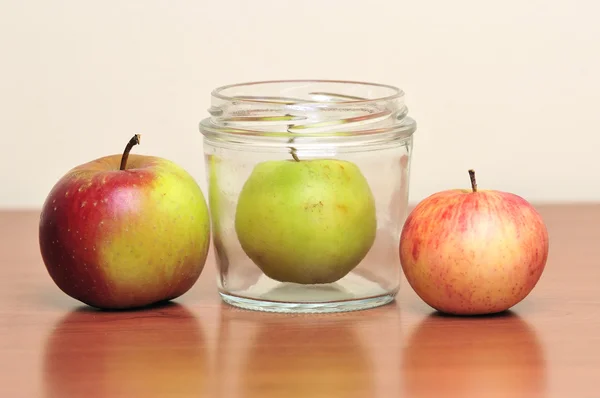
[199, 80, 416, 313]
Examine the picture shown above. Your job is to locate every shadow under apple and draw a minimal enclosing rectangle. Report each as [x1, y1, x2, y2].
[42, 302, 208, 398]
[402, 311, 547, 398]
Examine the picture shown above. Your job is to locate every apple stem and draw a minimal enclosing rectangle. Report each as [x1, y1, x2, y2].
[287, 129, 300, 162]
[468, 169, 477, 192]
[290, 147, 300, 162]
[120, 134, 141, 171]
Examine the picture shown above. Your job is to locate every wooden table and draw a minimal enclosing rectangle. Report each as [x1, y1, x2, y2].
[1, 205, 599, 398]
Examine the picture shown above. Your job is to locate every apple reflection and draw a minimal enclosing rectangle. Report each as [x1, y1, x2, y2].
[43, 303, 208, 398]
[215, 306, 377, 398]
[402, 312, 547, 398]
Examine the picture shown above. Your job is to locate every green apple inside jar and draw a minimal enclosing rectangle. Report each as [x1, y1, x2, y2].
[200, 80, 417, 313]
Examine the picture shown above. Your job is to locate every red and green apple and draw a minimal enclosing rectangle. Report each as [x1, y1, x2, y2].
[39, 135, 211, 309]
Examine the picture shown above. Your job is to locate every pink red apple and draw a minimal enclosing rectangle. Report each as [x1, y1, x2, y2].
[39, 135, 211, 310]
[399, 170, 549, 315]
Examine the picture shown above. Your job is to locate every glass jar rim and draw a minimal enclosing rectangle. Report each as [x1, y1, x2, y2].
[200, 79, 416, 143]
[210, 79, 404, 105]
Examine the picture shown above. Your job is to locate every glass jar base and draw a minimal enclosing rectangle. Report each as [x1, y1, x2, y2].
[219, 291, 397, 314]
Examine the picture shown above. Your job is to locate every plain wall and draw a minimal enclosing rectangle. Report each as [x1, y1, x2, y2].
[1, 0, 599, 209]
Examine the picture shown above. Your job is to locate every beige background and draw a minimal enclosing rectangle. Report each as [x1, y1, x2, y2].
[1, 0, 598, 209]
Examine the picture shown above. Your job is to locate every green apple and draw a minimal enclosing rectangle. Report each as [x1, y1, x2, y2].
[234, 158, 377, 284]
[39, 135, 211, 309]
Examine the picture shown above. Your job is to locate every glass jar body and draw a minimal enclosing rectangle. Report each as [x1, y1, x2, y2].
[200, 80, 416, 313]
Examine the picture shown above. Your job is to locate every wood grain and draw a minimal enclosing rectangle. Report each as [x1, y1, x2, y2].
[0, 205, 599, 398]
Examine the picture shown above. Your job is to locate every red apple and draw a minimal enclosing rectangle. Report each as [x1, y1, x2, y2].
[39, 135, 211, 310]
[399, 170, 549, 315]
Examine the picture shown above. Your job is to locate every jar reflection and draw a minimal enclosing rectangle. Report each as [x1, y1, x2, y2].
[43, 304, 208, 398]
[402, 312, 547, 398]
[215, 305, 384, 398]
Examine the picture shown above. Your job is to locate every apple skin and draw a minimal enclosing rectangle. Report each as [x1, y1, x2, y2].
[39, 154, 211, 310]
[235, 159, 377, 285]
[399, 188, 549, 315]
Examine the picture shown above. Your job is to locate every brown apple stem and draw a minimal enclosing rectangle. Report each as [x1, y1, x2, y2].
[290, 147, 300, 162]
[287, 129, 300, 162]
[468, 169, 477, 192]
[120, 134, 141, 170]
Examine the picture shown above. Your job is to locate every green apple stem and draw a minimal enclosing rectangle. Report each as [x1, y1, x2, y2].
[120, 134, 141, 170]
[468, 169, 477, 192]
